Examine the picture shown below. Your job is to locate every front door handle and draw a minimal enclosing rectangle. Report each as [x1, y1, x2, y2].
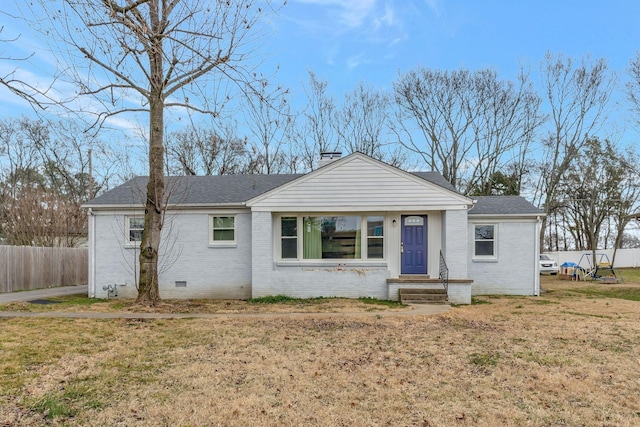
[401, 241, 404, 253]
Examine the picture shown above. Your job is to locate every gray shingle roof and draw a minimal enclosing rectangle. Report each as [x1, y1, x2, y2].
[85, 171, 460, 207]
[84, 174, 301, 206]
[470, 196, 542, 216]
[411, 172, 457, 192]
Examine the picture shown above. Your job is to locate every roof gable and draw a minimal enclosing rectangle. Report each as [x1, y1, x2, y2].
[247, 152, 472, 211]
[84, 153, 476, 211]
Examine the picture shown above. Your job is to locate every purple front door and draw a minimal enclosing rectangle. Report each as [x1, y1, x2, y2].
[401, 215, 427, 275]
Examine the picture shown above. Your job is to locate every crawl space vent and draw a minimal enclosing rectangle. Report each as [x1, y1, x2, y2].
[175, 281, 187, 288]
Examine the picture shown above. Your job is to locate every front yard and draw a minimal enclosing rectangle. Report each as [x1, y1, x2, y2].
[1, 273, 639, 426]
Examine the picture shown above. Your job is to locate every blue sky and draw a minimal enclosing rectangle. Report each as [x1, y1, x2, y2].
[264, 0, 640, 100]
[2, 0, 640, 135]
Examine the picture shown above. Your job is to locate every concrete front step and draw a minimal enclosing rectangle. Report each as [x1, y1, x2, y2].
[399, 288, 445, 294]
[399, 288, 447, 304]
[402, 299, 449, 305]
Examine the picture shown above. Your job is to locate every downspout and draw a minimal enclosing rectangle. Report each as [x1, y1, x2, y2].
[88, 208, 96, 298]
[534, 216, 541, 296]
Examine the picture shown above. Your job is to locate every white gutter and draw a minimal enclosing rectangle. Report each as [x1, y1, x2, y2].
[534, 215, 541, 296]
[87, 208, 96, 298]
[82, 202, 248, 210]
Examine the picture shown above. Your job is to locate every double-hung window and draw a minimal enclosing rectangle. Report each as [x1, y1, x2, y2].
[366, 216, 384, 259]
[126, 216, 144, 244]
[280, 215, 384, 260]
[474, 224, 496, 258]
[210, 215, 236, 244]
[281, 217, 298, 258]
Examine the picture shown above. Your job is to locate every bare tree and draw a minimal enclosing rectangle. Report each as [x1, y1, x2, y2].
[559, 138, 622, 249]
[1, 186, 87, 246]
[534, 52, 614, 251]
[0, 117, 116, 246]
[467, 69, 544, 195]
[243, 81, 294, 174]
[0, 25, 52, 109]
[556, 137, 638, 266]
[608, 147, 640, 263]
[22, 0, 280, 304]
[393, 68, 479, 190]
[0, 118, 42, 196]
[393, 67, 541, 193]
[166, 124, 251, 176]
[334, 82, 406, 166]
[626, 51, 640, 126]
[295, 71, 339, 171]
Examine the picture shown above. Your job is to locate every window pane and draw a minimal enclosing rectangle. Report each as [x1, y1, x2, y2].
[128, 217, 144, 242]
[367, 216, 384, 236]
[475, 241, 494, 256]
[367, 238, 384, 259]
[213, 229, 235, 241]
[303, 216, 361, 259]
[281, 238, 297, 258]
[281, 217, 297, 237]
[475, 225, 494, 240]
[130, 217, 144, 229]
[129, 229, 143, 242]
[213, 216, 234, 228]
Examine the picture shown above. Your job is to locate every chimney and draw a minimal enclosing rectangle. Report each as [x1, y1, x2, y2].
[318, 151, 342, 168]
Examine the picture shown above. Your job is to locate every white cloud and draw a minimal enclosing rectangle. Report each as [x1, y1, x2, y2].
[373, 2, 395, 29]
[294, 0, 377, 29]
[423, 0, 442, 17]
[346, 53, 370, 70]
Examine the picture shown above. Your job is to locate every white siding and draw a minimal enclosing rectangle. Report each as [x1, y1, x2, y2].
[467, 219, 538, 296]
[249, 156, 470, 212]
[91, 209, 252, 299]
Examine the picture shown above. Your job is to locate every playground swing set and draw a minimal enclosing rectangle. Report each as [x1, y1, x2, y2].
[562, 253, 622, 283]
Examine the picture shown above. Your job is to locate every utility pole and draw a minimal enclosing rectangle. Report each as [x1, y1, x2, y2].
[88, 148, 94, 200]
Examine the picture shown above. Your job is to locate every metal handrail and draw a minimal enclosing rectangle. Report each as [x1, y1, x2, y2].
[439, 250, 449, 298]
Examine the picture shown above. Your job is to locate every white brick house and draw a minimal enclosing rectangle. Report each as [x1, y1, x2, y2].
[84, 153, 543, 304]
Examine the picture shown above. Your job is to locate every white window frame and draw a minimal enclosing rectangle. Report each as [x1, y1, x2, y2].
[276, 214, 385, 262]
[473, 223, 497, 260]
[209, 214, 237, 247]
[366, 215, 385, 260]
[125, 215, 144, 246]
[279, 216, 299, 259]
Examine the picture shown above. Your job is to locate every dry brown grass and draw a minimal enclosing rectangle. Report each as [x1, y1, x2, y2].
[1, 276, 639, 426]
[0, 296, 409, 314]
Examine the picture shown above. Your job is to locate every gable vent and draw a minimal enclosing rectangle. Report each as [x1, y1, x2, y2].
[318, 151, 342, 168]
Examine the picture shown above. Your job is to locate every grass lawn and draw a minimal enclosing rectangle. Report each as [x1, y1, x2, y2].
[1, 273, 639, 426]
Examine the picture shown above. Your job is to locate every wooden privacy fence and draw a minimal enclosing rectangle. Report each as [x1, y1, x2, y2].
[0, 245, 88, 293]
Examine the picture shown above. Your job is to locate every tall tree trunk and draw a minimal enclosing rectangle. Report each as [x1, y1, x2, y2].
[137, 2, 164, 306]
[137, 95, 164, 305]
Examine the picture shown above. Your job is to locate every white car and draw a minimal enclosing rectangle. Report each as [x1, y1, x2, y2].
[539, 254, 559, 275]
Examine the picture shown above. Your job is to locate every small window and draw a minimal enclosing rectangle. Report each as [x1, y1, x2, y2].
[474, 224, 496, 257]
[211, 216, 236, 243]
[281, 217, 298, 258]
[127, 216, 144, 243]
[367, 216, 384, 259]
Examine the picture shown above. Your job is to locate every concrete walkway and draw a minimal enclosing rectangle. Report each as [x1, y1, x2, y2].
[0, 285, 88, 304]
[0, 284, 450, 319]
